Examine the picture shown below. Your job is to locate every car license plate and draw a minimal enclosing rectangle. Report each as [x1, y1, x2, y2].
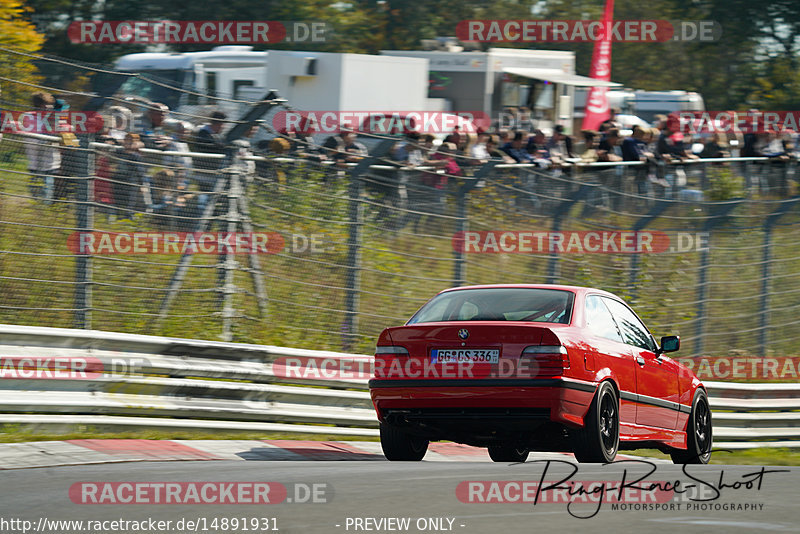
[430, 348, 500, 363]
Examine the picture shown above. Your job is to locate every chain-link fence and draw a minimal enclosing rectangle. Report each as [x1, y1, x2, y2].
[2, 46, 800, 358]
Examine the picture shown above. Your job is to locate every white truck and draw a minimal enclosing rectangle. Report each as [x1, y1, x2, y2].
[112, 46, 429, 123]
[573, 88, 706, 126]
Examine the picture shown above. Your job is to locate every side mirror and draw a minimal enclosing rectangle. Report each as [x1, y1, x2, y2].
[658, 335, 680, 354]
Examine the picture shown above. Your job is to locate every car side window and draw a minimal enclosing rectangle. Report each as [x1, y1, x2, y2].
[585, 295, 623, 343]
[602, 297, 657, 351]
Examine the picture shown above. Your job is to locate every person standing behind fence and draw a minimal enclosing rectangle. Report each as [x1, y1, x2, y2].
[162, 120, 193, 189]
[138, 103, 171, 150]
[191, 110, 228, 191]
[113, 133, 146, 219]
[25, 92, 60, 202]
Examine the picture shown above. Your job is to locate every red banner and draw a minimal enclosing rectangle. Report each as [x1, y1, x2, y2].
[581, 0, 615, 131]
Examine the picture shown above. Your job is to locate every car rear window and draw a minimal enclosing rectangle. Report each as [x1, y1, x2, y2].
[407, 288, 574, 325]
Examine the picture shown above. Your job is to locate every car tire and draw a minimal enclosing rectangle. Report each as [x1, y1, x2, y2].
[670, 389, 712, 464]
[487, 445, 529, 463]
[572, 381, 619, 463]
[380, 423, 428, 461]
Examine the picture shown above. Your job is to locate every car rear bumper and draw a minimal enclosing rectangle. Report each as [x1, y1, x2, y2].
[369, 377, 597, 433]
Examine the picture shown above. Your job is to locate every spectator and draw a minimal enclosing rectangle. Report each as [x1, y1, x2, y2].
[149, 169, 194, 230]
[422, 142, 461, 192]
[162, 120, 193, 187]
[546, 124, 575, 165]
[105, 106, 133, 142]
[343, 131, 368, 159]
[93, 136, 116, 219]
[444, 125, 462, 148]
[25, 92, 60, 201]
[192, 110, 228, 196]
[469, 131, 491, 162]
[392, 131, 424, 165]
[598, 128, 623, 161]
[526, 129, 547, 155]
[599, 108, 622, 132]
[579, 130, 599, 162]
[502, 131, 534, 163]
[487, 135, 515, 163]
[193, 110, 228, 156]
[149, 168, 178, 227]
[138, 102, 171, 150]
[113, 132, 146, 219]
[322, 128, 366, 168]
[621, 126, 654, 194]
[762, 131, 789, 159]
[621, 126, 644, 161]
[700, 133, 727, 159]
[53, 128, 81, 200]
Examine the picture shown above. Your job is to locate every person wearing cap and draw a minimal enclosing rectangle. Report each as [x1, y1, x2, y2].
[189, 110, 229, 213]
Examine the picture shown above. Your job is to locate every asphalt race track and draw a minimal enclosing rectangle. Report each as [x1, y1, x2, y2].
[0, 443, 798, 534]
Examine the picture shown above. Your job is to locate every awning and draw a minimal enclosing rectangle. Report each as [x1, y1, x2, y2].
[503, 67, 622, 87]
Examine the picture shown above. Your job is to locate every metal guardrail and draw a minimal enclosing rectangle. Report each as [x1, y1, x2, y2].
[0, 324, 798, 448]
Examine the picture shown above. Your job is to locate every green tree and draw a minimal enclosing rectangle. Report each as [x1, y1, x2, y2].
[0, 0, 45, 106]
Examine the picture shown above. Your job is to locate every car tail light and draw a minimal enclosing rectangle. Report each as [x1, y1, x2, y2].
[373, 346, 409, 378]
[375, 346, 409, 357]
[521, 345, 570, 376]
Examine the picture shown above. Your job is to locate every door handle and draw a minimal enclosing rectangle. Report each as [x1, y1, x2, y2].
[636, 356, 645, 365]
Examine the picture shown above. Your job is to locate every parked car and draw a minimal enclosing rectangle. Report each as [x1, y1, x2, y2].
[369, 284, 712, 464]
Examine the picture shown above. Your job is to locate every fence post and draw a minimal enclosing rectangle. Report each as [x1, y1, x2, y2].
[546, 184, 595, 284]
[453, 161, 497, 287]
[221, 168, 242, 342]
[695, 199, 742, 356]
[628, 199, 670, 299]
[73, 134, 95, 329]
[341, 139, 395, 352]
[759, 197, 800, 356]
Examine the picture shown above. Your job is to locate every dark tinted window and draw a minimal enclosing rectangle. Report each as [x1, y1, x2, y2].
[603, 297, 656, 351]
[585, 295, 623, 342]
[407, 288, 574, 324]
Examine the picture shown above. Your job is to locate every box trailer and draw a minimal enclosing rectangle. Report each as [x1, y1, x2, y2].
[112, 46, 429, 122]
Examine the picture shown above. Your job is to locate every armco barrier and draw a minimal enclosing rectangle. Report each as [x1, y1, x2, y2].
[0, 324, 798, 449]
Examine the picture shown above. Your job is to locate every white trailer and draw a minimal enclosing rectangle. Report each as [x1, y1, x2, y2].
[112, 46, 429, 124]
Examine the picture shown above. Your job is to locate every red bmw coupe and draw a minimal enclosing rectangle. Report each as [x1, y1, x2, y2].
[369, 284, 712, 464]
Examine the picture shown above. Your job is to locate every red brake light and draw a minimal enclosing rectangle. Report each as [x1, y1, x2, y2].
[521, 345, 570, 376]
[374, 346, 409, 378]
[375, 346, 409, 357]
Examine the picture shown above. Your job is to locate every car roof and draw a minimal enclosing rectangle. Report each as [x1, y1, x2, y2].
[437, 284, 619, 299]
